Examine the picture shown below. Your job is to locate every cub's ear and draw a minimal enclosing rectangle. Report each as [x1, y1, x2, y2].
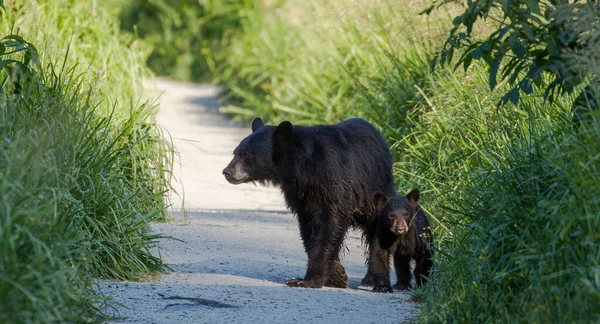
[251, 117, 265, 132]
[406, 188, 420, 206]
[373, 192, 388, 209]
[274, 121, 293, 143]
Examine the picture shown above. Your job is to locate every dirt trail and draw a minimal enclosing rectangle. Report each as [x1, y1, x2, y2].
[99, 79, 419, 323]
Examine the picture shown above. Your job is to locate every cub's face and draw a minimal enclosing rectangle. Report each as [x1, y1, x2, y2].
[374, 189, 420, 236]
[222, 117, 292, 185]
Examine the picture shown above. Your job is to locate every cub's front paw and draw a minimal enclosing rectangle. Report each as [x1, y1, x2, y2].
[372, 284, 393, 293]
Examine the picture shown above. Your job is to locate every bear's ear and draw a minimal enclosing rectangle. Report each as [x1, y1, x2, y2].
[251, 117, 265, 132]
[274, 121, 293, 143]
[406, 188, 420, 206]
[373, 192, 388, 209]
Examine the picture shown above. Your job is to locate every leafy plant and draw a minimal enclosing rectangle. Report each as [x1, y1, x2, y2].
[424, 0, 600, 105]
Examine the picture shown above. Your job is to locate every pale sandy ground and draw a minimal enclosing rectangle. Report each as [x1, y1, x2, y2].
[98, 79, 419, 323]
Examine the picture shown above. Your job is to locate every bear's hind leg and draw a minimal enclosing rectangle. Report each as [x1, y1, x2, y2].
[324, 259, 349, 288]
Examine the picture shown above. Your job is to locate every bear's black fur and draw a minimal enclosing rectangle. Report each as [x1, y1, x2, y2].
[374, 189, 434, 290]
[223, 117, 396, 291]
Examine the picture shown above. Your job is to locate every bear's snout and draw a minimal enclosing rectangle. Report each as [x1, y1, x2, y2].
[222, 158, 250, 184]
[395, 227, 407, 235]
[222, 166, 240, 184]
[391, 216, 409, 235]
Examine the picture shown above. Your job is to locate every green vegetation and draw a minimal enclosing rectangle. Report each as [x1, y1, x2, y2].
[134, 0, 596, 322]
[1, 0, 171, 322]
[427, 0, 599, 105]
[7, 0, 593, 322]
[116, 0, 258, 81]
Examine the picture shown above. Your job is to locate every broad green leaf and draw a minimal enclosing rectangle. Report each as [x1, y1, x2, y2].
[429, 55, 438, 72]
[523, 0, 541, 15]
[452, 15, 462, 26]
[522, 22, 535, 40]
[489, 58, 500, 90]
[463, 53, 473, 72]
[521, 79, 533, 94]
[510, 41, 526, 58]
[481, 41, 491, 52]
[502, 0, 514, 14]
[509, 88, 520, 105]
[547, 39, 559, 56]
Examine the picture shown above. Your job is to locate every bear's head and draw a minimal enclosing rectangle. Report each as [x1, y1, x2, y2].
[374, 189, 420, 236]
[222, 117, 293, 185]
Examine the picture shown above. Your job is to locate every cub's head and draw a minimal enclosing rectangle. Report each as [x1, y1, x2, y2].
[374, 189, 420, 236]
[222, 117, 293, 185]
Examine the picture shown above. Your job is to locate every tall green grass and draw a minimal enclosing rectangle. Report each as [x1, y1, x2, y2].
[7, 0, 152, 116]
[115, 0, 259, 81]
[395, 65, 599, 322]
[1, 0, 173, 322]
[198, 0, 599, 322]
[215, 0, 449, 126]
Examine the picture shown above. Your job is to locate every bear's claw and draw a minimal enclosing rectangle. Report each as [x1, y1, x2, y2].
[372, 284, 394, 293]
[285, 278, 304, 287]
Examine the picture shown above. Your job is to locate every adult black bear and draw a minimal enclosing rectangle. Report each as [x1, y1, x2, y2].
[374, 189, 434, 290]
[223, 117, 396, 292]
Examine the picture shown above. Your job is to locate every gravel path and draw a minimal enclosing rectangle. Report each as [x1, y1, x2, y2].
[99, 79, 419, 323]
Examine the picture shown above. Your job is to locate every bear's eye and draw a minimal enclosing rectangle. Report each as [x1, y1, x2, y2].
[242, 151, 249, 159]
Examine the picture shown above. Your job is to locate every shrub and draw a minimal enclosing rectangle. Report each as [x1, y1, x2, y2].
[426, 0, 600, 105]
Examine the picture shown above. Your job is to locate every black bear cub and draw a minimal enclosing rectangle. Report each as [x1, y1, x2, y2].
[374, 189, 433, 290]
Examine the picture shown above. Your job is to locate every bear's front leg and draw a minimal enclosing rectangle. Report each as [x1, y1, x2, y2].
[287, 259, 349, 288]
[367, 236, 393, 293]
[286, 213, 347, 288]
[393, 254, 412, 291]
[285, 250, 328, 288]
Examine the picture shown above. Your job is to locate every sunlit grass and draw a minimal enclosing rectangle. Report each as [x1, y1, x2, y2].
[0, 0, 173, 322]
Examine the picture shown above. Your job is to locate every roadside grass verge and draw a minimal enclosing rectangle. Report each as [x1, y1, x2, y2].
[1, 1, 173, 322]
[397, 65, 600, 322]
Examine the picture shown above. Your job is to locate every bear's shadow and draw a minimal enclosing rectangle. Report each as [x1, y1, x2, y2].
[169, 259, 305, 284]
[169, 259, 376, 289]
